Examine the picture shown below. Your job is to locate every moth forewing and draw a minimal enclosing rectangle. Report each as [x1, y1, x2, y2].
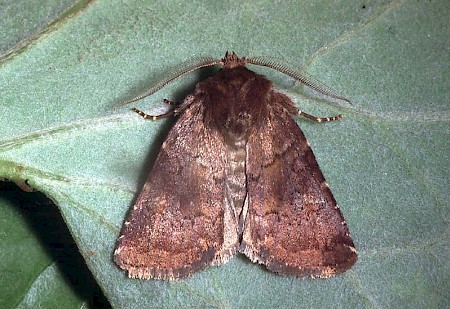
[114, 51, 356, 280]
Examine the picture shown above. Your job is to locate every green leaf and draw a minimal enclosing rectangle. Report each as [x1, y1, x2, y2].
[0, 182, 109, 308]
[1, 0, 448, 308]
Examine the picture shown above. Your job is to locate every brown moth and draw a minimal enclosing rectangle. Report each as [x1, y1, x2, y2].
[114, 52, 357, 280]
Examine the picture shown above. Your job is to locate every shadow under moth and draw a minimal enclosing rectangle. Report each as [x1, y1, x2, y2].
[114, 52, 357, 280]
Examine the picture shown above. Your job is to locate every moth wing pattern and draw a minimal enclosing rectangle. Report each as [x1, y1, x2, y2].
[114, 100, 239, 280]
[240, 92, 357, 278]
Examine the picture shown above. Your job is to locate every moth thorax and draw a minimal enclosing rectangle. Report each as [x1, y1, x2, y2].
[220, 110, 254, 144]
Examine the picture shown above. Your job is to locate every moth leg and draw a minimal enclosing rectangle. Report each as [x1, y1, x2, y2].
[280, 100, 342, 123]
[131, 107, 176, 120]
[132, 94, 197, 120]
[297, 110, 342, 123]
[163, 98, 180, 106]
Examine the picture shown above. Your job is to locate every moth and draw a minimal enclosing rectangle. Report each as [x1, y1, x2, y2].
[114, 52, 357, 280]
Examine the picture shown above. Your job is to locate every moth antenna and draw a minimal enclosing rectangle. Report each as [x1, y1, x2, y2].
[246, 56, 352, 105]
[117, 56, 221, 108]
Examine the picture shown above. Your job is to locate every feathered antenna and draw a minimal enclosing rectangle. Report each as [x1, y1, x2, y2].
[117, 56, 221, 108]
[246, 55, 352, 104]
[119, 52, 351, 109]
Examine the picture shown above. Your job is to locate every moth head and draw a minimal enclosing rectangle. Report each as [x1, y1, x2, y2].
[221, 51, 247, 69]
